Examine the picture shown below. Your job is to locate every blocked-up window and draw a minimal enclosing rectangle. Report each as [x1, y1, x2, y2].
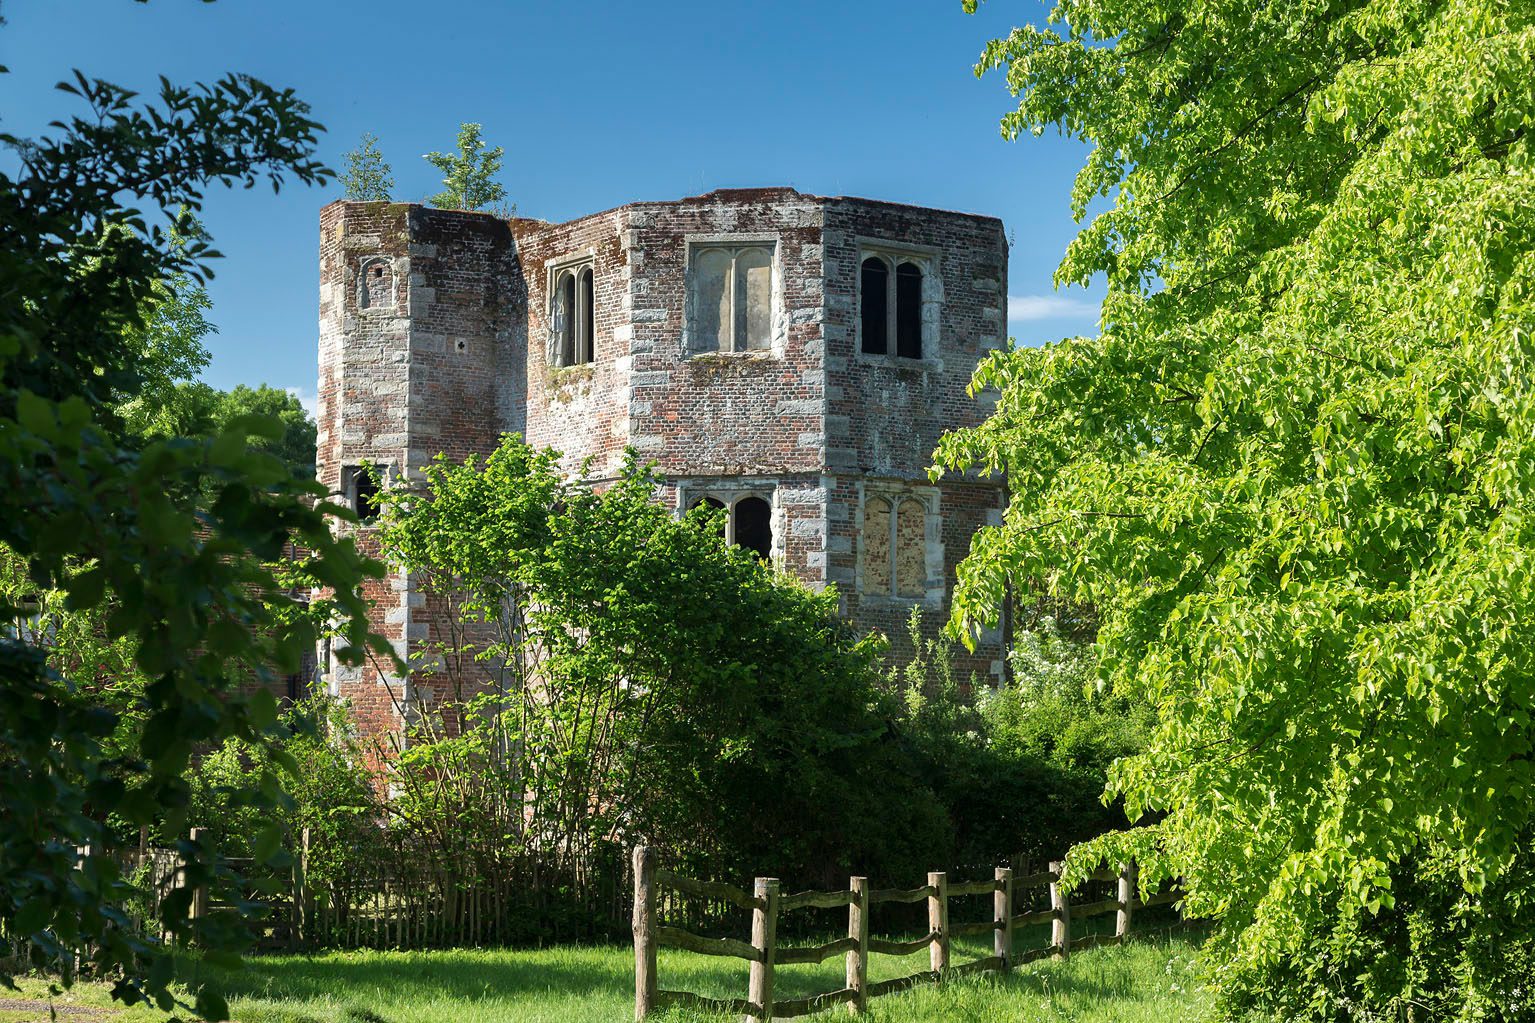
[688, 243, 774, 352]
[862, 497, 892, 593]
[359, 257, 394, 311]
[862, 493, 930, 598]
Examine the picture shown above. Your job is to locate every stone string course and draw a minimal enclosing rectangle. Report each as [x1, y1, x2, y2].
[316, 188, 1009, 748]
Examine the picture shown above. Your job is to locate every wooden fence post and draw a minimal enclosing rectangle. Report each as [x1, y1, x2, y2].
[994, 866, 1014, 969]
[293, 827, 310, 951]
[189, 828, 208, 924]
[747, 877, 780, 1022]
[1049, 860, 1070, 960]
[632, 845, 657, 1021]
[927, 871, 949, 976]
[1116, 859, 1137, 942]
[846, 876, 869, 1015]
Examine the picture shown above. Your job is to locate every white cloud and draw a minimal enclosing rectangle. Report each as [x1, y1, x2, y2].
[1007, 294, 1099, 322]
[286, 386, 318, 420]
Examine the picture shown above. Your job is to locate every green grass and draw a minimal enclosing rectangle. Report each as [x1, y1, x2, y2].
[2, 936, 1208, 1022]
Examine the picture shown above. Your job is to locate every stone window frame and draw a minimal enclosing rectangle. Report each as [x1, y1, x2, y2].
[681, 233, 786, 358]
[678, 482, 784, 563]
[340, 463, 392, 525]
[856, 481, 943, 605]
[853, 238, 943, 369]
[546, 251, 598, 367]
[357, 255, 398, 313]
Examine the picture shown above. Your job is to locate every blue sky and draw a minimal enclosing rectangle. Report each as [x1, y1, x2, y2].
[2, 0, 1102, 413]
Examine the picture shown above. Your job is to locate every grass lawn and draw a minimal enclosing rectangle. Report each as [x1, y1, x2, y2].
[1, 934, 1208, 1023]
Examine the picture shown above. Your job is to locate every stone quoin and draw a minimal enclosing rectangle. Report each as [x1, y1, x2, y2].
[316, 188, 1009, 748]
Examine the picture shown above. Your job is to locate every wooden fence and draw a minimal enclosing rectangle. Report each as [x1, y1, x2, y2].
[142, 828, 629, 952]
[630, 845, 1183, 1021]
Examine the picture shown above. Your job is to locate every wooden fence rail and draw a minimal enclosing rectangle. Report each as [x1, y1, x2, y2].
[631, 845, 1183, 1021]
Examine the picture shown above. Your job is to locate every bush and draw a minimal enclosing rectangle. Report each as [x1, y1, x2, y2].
[890, 607, 1147, 868]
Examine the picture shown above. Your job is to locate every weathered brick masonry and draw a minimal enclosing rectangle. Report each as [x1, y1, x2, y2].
[317, 188, 1008, 748]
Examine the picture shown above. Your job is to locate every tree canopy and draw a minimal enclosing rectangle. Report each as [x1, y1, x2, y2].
[943, 0, 1535, 1016]
[340, 132, 393, 202]
[0, 26, 382, 1019]
[424, 122, 510, 214]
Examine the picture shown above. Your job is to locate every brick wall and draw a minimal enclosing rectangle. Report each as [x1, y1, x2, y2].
[317, 188, 1009, 748]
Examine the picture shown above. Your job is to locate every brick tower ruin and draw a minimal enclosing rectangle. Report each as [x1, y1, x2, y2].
[317, 188, 1008, 747]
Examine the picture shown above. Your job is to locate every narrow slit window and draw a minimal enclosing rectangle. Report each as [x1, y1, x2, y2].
[860, 257, 889, 355]
[577, 266, 595, 364]
[896, 263, 923, 359]
[554, 270, 577, 366]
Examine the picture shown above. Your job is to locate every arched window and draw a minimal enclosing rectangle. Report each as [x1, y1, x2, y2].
[732, 496, 773, 560]
[862, 493, 931, 598]
[861, 496, 892, 593]
[860, 257, 889, 355]
[359, 257, 393, 310]
[895, 499, 926, 596]
[550, 261, 596, 367]
[690, 496, 727, 538]
[735, 247, 773, 351]
[577, 266, 595, 364]
[554, 269, 577, 366]
[896, 263, 923, 359]
[688, 243, 776, 352]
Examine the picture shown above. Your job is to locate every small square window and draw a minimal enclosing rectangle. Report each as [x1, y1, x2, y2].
[341, 464, 386, 523]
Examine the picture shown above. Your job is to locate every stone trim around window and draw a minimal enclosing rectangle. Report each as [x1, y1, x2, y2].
[682, 234, 786, 358]
[853, 237, 943, 370]
[546, 251, 598, 367]
[855, 481, 943, 606]
[357, 255, 399, 313]
[677, 482, 784, 563]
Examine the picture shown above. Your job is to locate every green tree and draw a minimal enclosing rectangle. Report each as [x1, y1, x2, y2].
[0, 22, 384, 1019]
[377, 435, 945, 888]
[423, 122, 510, 214]
[339, 132, 393, 202]
[943, 0, 1535, 1017]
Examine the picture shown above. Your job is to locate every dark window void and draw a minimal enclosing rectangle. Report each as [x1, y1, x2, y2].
[578, 267, 595, 364]
[556, 270, 578, 365]
[354, 471, 382, 523]
[733, 497, 772, 560]
[896, 262, 923, 359]
[690, 496, 727, 538]
[860, 257, 889, 355]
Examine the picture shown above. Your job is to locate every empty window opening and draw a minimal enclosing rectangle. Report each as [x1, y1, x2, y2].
[689, 243, 774, 353]
[578, 266, 595, 364]
[690, 496, 727, 538]
[344, 465, 384, 524]
[860, 257, 889, 355]
[733, 496, 773, 560]
[859, 252, 930, 360]
[551, 261, 595, 367]
[896, 263, 923, 359]
[689, 493, 773, 560]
